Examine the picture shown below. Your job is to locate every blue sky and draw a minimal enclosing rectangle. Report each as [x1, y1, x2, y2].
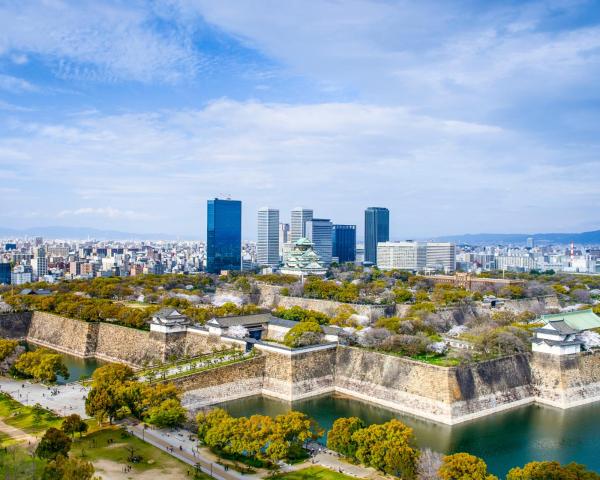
[1, 0, 599, 239]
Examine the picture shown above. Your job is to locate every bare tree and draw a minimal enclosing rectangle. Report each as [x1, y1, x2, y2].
[418, 448, 442, 480]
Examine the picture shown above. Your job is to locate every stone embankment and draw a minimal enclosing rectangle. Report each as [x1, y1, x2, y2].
[1, 309, 599, 425]
[0, 311, 230, 367]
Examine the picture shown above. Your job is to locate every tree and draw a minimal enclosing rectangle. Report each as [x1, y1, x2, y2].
[506, 461, 600, 480]
[13, 349, 69, 383]
[61, 414, 88, 438]
[283, 321, 323, 347]
[145, 398, 187, 428]
[438, 453, 498, 480]
[327, 417, 364, 459]
[352, 419, 419, 479]
[0, 339, 18, 361]
[36, 428, 72, 460]
[42, 455, 97, 480]
[85, 363, 134, 423]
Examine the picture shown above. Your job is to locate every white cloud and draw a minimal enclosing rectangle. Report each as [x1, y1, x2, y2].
[0, 74, 38, 93]
[57, 207, 149, 220]
[1, 99, 598, 237]
[0, 1, 199, 83]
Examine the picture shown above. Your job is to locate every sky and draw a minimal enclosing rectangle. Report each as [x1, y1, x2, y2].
[1, 0, 600, 240]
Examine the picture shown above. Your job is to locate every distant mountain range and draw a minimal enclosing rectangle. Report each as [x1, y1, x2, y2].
[431, 229, 600, 245]
[0, 226, 190, 241]
[0, 225, 598, 245]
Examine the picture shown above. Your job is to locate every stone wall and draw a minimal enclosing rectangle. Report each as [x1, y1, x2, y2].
[531, 350, 600, 407]
[275, 296, 392, 322]
[93, 323, 165, 366]
[0, 311, 233, 367]
[26, 312, 97, 357]
[0, 312, 32, 339]
[181, 355, 266, 411]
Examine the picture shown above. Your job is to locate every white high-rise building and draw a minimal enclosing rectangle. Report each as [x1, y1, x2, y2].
[306, 218, 333, 266]
[32, 246, 48, 280]
[377, 242, 427, 271]
[290, 207, 313, 243]
[425, 243, 456, 272]
[257, 207, 280, 267]
[279, 223, 290, 259]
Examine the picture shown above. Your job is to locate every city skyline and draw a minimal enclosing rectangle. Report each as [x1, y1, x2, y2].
[1, 1, 600, 237]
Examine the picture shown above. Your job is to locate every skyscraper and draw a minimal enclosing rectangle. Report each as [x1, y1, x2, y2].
[306, 218, 333, 265]
[32, 246, 48, 280]
[0, 263, 10, 285]
[290, 207, 313, 243]
[257, 207, 280, 267]
[206, 198, 242, 274]
[364, 207, 389, 265]
[279, 223, 290, 259]
[332, 224, 356, 264]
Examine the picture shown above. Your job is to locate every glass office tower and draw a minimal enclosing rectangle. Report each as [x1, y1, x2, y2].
[364, 207, 389, 265]
[207, 198, 242, 273]
[332, 224, 356, 264]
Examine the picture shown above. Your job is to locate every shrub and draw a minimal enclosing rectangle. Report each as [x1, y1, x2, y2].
[283, 322, 323, 348]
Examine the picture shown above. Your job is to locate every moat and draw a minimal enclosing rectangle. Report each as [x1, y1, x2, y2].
[219, 393, 600, 477]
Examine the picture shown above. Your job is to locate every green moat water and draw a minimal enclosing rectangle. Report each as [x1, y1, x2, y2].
[218, 394, 600, 477]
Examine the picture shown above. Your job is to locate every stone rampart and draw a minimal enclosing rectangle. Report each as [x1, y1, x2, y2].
[275, 296, 392, 322]
[94, 323, 165, 366]
[531, 350, 600, 407]
[26, 312, 97, 357]
[0, 312, 32, 339]
[181, 355, 266, 411]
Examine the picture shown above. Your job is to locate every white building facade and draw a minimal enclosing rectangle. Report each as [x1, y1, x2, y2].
[257, 207, 280, 267]
[425, 243, 456, 272]
[377, 241, 427, 271]
[290, 207, 313, 243]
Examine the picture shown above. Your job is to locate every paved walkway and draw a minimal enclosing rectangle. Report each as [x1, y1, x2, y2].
[0, 419, 38, 447]
[124, 422, 262, 480]
[0, 377, 89, 417]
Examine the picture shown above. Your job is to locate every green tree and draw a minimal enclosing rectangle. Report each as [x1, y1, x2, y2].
[327, 417, 365, 459]
[283, 321, 323, 347]
[13, 349, 69, 383]
[85, 363, 134, 423]
[42, 455, 97, 480]
[438, 453, 498, 480]
[0, 339, 18, 361]
[506, 461, 600, 480]
[352, 419, 419, 479]
[36, 428, 72, 460]
[145, 398, 187, 428]
[61, 414, 88, 438]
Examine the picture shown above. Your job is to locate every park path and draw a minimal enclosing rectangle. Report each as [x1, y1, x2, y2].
[125, 421, 263, 480]
[0, 419, 38, 447]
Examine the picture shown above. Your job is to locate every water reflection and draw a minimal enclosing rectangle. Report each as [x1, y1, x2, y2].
[217, 394, 600, 476]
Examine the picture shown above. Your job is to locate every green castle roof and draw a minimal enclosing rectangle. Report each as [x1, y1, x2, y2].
[541, 309, 600, 332]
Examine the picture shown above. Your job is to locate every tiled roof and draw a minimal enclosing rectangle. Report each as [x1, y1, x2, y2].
[541, 309, 600, 332]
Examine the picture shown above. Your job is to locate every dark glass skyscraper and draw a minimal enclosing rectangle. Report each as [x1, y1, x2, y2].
[364, 207, 389, 265]
[0, 263, 10, 285]
[332, 224, 356, 264]
[206, 198, 242, 274]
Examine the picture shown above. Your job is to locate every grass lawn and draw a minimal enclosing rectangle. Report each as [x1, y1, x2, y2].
[273, 466, 357, 479]
[0, 393, 62, 435]
[73, 426, 211, 479]
[0, 446, 45, 478]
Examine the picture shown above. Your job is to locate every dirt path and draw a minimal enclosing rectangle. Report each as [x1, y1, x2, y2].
[0, 418, 38, 447]
[92, 459, 194, 480]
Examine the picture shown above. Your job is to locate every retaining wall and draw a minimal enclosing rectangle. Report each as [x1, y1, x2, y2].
[0, 312, 32, 339]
